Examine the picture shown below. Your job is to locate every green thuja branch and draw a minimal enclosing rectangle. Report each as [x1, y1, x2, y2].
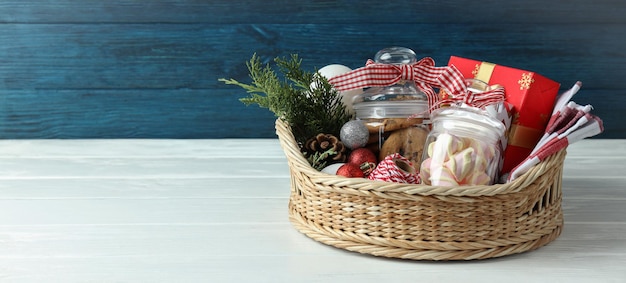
[305, 148, 338, 171]
[219, 54, 352, 145]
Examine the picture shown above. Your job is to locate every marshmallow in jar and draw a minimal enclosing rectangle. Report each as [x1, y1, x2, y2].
[419, 106, 506, 186]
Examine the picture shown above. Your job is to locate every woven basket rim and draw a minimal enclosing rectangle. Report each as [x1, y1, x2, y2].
[275, 118, 566, 197]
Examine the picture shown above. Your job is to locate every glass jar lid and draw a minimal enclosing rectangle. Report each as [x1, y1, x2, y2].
[352, 47, 429, 118]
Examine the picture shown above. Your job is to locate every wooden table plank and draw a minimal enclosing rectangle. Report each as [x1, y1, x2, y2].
[0, 178, 291, 199]
[0, 139, 285, 158]
[0, 139, 624, 282]
[1, 224, 624, 281]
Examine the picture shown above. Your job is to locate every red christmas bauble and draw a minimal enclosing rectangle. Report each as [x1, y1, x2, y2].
[347, 148, 377, 175]
[348, 148, 377, 164]
[336, 163, 365, 178]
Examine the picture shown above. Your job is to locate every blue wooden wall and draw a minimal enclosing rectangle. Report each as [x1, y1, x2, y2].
[1, 0, 624, 138]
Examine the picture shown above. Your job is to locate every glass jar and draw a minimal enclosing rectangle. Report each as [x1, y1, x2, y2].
[352, 47, 430, 170]
[419, 106, 506, 186]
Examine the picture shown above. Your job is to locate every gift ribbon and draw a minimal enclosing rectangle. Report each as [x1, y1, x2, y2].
[507, 124, 544, 149]
[328, 58, 505, 111]
[473, 62, 496, 83]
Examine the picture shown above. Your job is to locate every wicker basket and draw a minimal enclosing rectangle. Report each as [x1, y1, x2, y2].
[276, 118, 566, 261]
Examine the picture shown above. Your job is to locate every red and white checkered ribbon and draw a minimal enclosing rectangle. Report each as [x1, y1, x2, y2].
[328, 58, 504, 110]
[367, 153, 420, 184]
[434, 85, 506, 110]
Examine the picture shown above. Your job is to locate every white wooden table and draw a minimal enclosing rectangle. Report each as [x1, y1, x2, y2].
[0, 139, 624, 282]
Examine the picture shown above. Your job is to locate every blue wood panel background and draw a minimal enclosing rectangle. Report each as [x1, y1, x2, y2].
[1, 0, 624, 138]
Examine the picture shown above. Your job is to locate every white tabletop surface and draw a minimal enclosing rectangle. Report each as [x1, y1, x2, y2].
[0, 139, 624, 282]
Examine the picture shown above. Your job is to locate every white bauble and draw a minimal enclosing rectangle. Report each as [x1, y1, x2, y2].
[314, 64, 363, 115]
[318, 64, 352, 79]
[320, 163, 345, 175]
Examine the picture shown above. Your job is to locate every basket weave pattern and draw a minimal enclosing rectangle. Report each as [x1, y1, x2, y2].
[276, 119, 565, 260]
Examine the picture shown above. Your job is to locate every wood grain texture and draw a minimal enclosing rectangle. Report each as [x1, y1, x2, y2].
[1, 0, 624, 24]
[0, 1, 624, 138]
[0, 139, 624, 282]
[2, 89, 620, 138]
[1, 23, 624, 89]
[0, 89, 277, 138]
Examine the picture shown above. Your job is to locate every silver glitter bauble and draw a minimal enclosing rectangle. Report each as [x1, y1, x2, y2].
[340, 120, 369, 150]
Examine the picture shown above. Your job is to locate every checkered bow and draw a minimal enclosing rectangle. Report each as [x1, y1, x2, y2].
[328, 58, 504, 110]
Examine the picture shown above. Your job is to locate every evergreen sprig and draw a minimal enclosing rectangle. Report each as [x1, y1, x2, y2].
[305, 148, 338, 171]
[219, 54, 352, 145]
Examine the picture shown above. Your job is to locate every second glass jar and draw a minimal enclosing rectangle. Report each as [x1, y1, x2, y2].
[419, 106, 506, 186]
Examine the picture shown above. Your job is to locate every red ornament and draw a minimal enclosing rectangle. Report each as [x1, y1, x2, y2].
[347, 148, 377, 176]
[336, 163, 365, 178]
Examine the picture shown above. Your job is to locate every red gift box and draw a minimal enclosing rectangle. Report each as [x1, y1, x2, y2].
[447, 56, 561, 174]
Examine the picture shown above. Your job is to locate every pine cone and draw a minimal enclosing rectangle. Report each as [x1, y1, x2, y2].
[303, 133, 348, 165]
